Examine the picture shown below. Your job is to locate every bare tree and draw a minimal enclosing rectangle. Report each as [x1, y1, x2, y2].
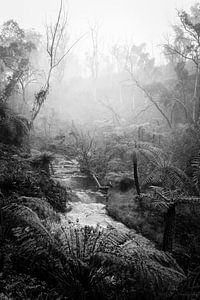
[98, 96, 121, 126]
[87, 22, 100, 102]
[29, 0, 84, 128]
[123, 43, 172, 128]
[132, 78, 172, 128]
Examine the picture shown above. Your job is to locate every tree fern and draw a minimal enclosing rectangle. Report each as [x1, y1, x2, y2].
[57, 223, 185, 299]
[1, 203, 186, 299]
[127, 141, 163, 195]
[142, 156, 192, 192]
[140, 190, 200, 252]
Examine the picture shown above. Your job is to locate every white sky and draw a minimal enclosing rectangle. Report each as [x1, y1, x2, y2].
[0, 0, 197, 61]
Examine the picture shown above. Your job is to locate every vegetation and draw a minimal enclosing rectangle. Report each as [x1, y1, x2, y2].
[2, 1, 200, 299]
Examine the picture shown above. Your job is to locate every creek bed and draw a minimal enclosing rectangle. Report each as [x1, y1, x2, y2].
[52, 155, 131, 233]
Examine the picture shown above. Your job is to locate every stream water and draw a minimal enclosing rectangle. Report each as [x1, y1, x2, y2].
[52, 155, 131, 233]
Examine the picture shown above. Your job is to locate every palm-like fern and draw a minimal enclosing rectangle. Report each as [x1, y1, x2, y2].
[142, 153, 193, 192]
[139, 189, 200, 253]
[55, 223, 185, 299]
[119, 140, 163, 195]
[1, 200, 186, 299]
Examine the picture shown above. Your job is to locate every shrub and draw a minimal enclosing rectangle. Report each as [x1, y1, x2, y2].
[0, 101, 29, 147]
[0, 147, 70, 212]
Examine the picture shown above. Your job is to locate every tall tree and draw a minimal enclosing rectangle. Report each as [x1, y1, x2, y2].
[29, 0, 84, 128]
[86, 22, 100, 103]
[124, 43, 172, 127]
[0, 20, 36, 103]
[164, 3, 200, 126]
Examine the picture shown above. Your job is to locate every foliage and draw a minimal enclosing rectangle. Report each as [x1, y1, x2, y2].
[65, 126, 114, 184]
[0, 145, 69, 212]
[0, 100, 29, 146]
[0, 169, 186, 300]
[2, 205, 185, 300]
[169, 126, 200, 172]
[0, 272, 58, 299]
[142, 153, 193, 192]
[0, 20, 36, 104]
[164, 3, 200, 125]
[191, 151, 200, 193]
[29, 151, 54, 176]
[107, 191, 165, 245]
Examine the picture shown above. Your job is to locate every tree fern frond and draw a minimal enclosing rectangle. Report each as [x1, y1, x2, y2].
[142, 169, 163, 188]
[118, 242, 185, 296]
[142, 164, 191, 191]
[176, 196, 200, 205]
[173, 266, 200, 299]
[2, 203, 53, 240]
[59, 224, 130, 261]
[192, 152, 200, 191]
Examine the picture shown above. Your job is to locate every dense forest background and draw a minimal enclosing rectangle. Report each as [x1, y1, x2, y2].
[2, 1, 200, 299]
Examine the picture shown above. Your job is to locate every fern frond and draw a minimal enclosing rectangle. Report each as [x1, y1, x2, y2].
[119, 242, 185, 296]
[192, 152, 200, 191]
[174, 266, 200, 299]
[60, 224, 130, 260]
[2, 203, 53, 240]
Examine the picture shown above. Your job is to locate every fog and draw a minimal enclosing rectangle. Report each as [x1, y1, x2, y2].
[0, 0, 197, 136]
[2, 3, 200, 296]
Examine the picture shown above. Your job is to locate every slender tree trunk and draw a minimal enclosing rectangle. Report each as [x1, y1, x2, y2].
[162, 204, 176, 252]
[193, 67, 200, 125]
[132, 152, 140, 195]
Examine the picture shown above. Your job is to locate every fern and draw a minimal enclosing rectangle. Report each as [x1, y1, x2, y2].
[1, 202, 186, 299]
[2, 203, 53, 240]
[29, 152, 54, 175]
[173, 266, 200, 299]
[59, 224, 130, 260]
[142, 157, 192, 191]
[192, 151, 200, 194]
[57, 224, 185, 299]
[11, 195, 60, 222]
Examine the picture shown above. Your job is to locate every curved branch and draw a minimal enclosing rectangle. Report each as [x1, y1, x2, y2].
[131, 76, 172, 128]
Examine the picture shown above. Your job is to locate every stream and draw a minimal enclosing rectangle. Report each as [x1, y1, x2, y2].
[52, 155, 131, 233]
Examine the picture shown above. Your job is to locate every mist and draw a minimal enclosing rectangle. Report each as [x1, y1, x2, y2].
[2, 1, 200, 299]
[0, 0, 195, 136]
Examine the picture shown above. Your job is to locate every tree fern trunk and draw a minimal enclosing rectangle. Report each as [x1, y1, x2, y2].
[132, 152, 141, 195]
[162, 204, 176, 252]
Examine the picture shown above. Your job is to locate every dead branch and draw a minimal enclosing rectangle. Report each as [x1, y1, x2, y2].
[98, 96, 121, 125]
[132, 76, 172, 128]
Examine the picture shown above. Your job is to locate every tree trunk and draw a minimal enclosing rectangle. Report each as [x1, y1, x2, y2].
[192, 67, 200, 126]
[162, 204, 176, 252]
[132, 152, 140, 195]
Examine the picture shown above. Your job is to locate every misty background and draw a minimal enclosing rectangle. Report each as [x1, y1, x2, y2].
[0, 0, 196, 140]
